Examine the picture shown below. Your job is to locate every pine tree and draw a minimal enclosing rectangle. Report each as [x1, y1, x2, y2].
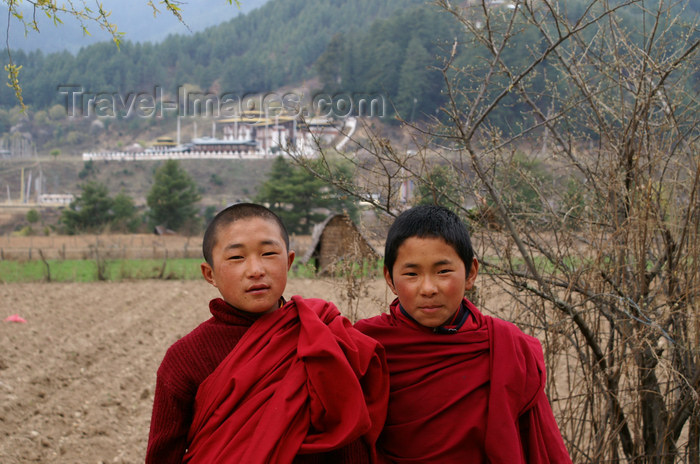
[395, 37, 433, 121]
[315, 33, 346, 92]
[146, 160, 201, 233]
[60, 181, 115, 234]
[255, 156, 357, 235]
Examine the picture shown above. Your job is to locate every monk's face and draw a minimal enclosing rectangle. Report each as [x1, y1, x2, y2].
[385, 236, 478, 328]
[201, 217, 295, 314]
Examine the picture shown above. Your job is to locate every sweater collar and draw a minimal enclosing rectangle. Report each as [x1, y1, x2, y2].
[394, 297, 476, 334]
[209, 297, 286, 325]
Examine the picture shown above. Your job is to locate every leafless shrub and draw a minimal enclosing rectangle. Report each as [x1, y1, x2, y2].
[325, 232, 383, 323]
[289, 0, 700, 461]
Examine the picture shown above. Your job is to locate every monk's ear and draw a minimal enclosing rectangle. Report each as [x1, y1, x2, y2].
[464, 258, 479, 291]
[383, 266, 398, 295]
[287, 250, 295, 270]
[201, 262, 217, 288]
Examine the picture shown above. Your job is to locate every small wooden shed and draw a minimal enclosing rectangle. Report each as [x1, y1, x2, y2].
[301, 214, 381, 274]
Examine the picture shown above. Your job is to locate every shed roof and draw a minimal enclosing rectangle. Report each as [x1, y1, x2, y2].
[301, 213, 381, 265]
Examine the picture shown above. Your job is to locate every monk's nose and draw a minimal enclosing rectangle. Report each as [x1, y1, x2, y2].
[419, 277, 438, 296]
[247, 257, 265, 278]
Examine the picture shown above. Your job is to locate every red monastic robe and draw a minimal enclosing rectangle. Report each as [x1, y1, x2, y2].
[355, 298, 571, 464]
[183, 296, 389, 464]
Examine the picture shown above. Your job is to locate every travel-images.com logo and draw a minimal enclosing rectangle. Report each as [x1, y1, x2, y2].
[58, 86, 388, 120]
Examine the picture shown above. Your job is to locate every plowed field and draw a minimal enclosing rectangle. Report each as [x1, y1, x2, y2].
[0, 278, 391, 463]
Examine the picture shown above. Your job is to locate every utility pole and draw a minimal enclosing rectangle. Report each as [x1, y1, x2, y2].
[20, 167, 24, 204]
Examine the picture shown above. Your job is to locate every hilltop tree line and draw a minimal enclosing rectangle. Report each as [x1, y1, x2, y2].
[314, 4, 457, 121]
[0, 0, 422, 109]
[315, 0, 699, 128]
[3, 0, 694, 139]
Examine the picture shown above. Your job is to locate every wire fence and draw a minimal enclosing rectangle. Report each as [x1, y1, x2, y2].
[0, 234, 203, 261]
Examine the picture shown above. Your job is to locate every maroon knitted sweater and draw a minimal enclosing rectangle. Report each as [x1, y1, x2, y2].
[146, 298, 371, 464]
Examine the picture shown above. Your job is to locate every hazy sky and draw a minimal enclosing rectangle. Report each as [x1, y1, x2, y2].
[3, 0, 269, 53]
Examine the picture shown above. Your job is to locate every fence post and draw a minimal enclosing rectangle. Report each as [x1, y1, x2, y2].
[38, 249, 51, 282]
[158, 249, 168, 279]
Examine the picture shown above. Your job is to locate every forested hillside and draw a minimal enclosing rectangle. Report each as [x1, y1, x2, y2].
[0, 0, 696, 135]
[316, 0, 699, 127]
[314, 4, 459, 121]
[0, 0, 424, 109]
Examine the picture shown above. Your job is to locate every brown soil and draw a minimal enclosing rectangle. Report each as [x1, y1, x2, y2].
[0, 278, 392, 463]
[0, 233, 523, 464]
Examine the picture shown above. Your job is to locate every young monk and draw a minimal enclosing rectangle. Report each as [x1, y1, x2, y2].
[355, 204, 571, 463]
[146, 203, 388, 464]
